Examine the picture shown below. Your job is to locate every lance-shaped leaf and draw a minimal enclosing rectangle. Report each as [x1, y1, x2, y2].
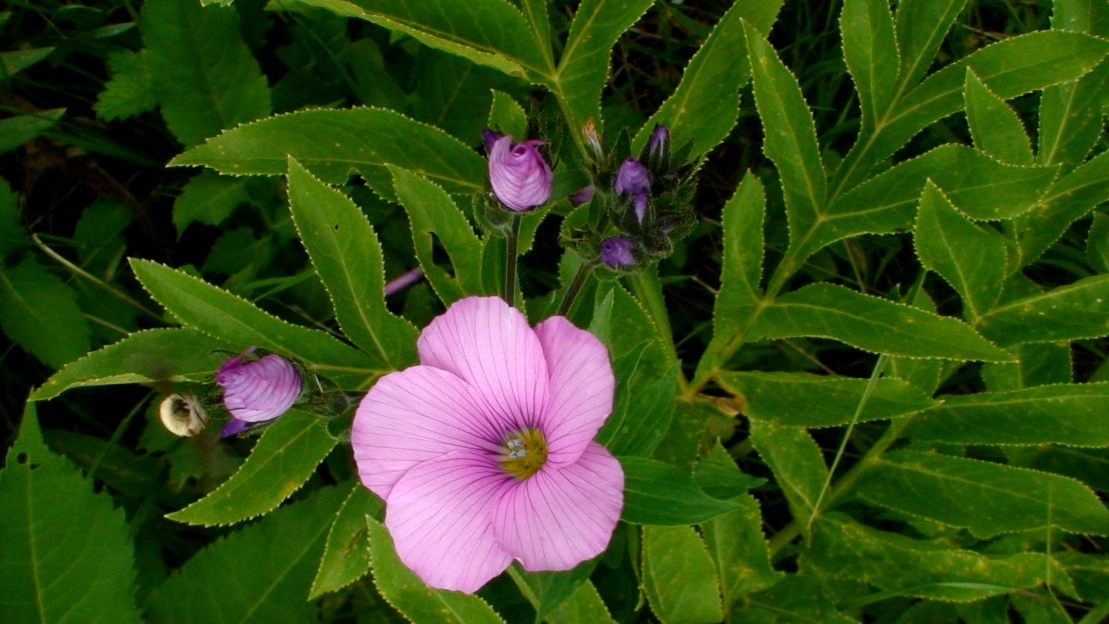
[841, 0, 899, 127]
[145, 486, 346, 623]
[130, 259, 380, 389]
[749, 421, 827, 523]
[543, 581, 615, 624]
[170, 108, 485, 199]
[287, 158, 418, 369]
[166, 410, 338, 526]
[621, 457, 738, 525]
[856, 450, 1109, 538]
[0, 109, 64, 154]
[904, 383, 1109, 447]
[642, 526, 724, 624]
[964, 69, 1034, 165]
[752, 283, 1012, 361]
[631, 0, 783, 157]
[309, 484, 381, 600]
[1014, 149, 1109, 268]
[0, 407, 142, 623]
[980, 342, 1073, 392]
[976, 273, 1109, 347]
[735, 575, 858, 623]
[509, 563, 597, 624]
[718, 371, 937, 428]
[893, 0, 968, 91]
[913, 181, 1008, 320]
[0, 257, 91, 369]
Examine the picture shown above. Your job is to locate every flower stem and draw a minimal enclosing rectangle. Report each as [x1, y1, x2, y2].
[556, 261, 594, 317]
[504, 214, 521, 307]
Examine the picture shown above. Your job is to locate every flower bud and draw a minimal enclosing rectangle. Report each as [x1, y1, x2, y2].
[600, 237, 636, 268]
[159, 393, 208, 437]
[583, 119, 604, 162]
[217, 351, 301, 423]
[569, 185, 595, 207]
[487, 134, 553, 212]
[648, 124, 669, 158]
[613, 157, 650, 197]
[633, 192, 648, 223]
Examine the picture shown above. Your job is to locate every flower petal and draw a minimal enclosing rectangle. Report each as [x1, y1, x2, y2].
[417, 296, 549, 432]
[493, 443, 623, 571]
[386, 450, 514, 593]
[218, 353, 301, 422]
[353, 365, 503, 500]
[533, 316, 614, 467]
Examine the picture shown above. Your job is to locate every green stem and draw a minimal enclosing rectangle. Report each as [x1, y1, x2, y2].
[32, 234, 162, 320]
[556, 261, 594, 317]
[504, 214, 521, 307]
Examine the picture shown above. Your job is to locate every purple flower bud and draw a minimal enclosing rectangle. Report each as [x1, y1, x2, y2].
[481, 128, 502, 153]
[633, 192, 648, 223]
[648, 124, 669, 157]
[614, 157, 650, 196]
[217, 351, 301, 423]
[569, 185, 595, 207]
[220, 418, 249, 438]
[488, 135, 553, 211]
[600, 237, 636, 268]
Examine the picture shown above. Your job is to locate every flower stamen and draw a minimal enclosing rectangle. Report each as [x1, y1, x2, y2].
[500, 428, 548, 480]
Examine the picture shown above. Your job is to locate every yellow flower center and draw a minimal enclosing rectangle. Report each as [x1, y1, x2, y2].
[500, 428, 548, 480]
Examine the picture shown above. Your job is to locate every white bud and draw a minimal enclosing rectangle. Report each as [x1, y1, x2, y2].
[159, 393, 208, 437]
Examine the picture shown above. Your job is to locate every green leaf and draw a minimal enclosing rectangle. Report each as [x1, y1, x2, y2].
[744, 20, 826, 253]
[129, 259, 380, 389]
[171, 108, 485, 199]
[893, 0, 968, 90]
[981, 342, 1074, 391]
[903, 383, 1109, 447]
[808, 513, 1058, 602]
[0, 177, 22, 261]
[913, 181, 1008, 320]
[509, 563, 596, 624]
[1089, 212, 1109, 274]
[631, 0, 783, 158]
[964, 69, 1034, 165]
[1014, 150, 1109, 269]
[620, 456, 739, 526]
[642, 526, 723, 624]
[143, 0, 270, 146]
[387, 165, 487, 305]
[749, 421, 828, 523]
[752, 283, 1012, 361]
[95, 49, 156, 122]
[0, 109, 64, 154]
[886, 287, 945, 394]
[0, 407, 142, 624]
[293, 0, 549, 79]
[856, 450, 1109, 538]
[410, 50, 524, 143]
[309, 484, 381, 600]
[841, 0, 899, 127]
[1, 47, 54, 77]
[287, 158, 418, 368]
[543, 581, 615, 624]
[487, 90, 528, 140]
[173, 171, 252, 234]
[718, 371, 937, 428]
[976, 273, 1109, 347]
[733, 574, 859, 623]
[366, 516, 506, 624]
[30, 328, 228, 401]
[554, 0, 655, 143]
[0, 257, 92, 369]
[167, 410, 337, 526]
[145, 486, 346, 623]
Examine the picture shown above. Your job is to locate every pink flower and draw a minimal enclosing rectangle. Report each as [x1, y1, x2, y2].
[487, 134, 553, 211]
[352, 297, 623, 593]
[217, 351, 301, 432]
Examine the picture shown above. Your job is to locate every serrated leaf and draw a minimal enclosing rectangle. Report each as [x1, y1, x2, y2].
[735, 574, 859, 623]
[976, 273, 1109, 347]
[288, 158, 418, 369]
[173, 171, 252, 234]
[914, 181, 1008, 320]
[143, 0, 270, 146]
[166, 409, 337, 526]
[856, 450, 1109, 538]
[366, 516, 507, 624]
[487, 90, 527, 140]
[718, 371, 937, 428]
[145, 486, 345, 623]
[642, 526, 723, 624]
[620, 456, 738, 525]
[509, 563, 596, 624]
[631, 0, 782, 158]
[1089, 212, 1109, 274]
[309, 484, 381, 599]
[129, 259, 380, 389]
[752, 283, 1012, 361]
[0, 257, 92, 369]
[544, 580, 615, 624]
[981, 342, 1073, 391]
[964, 69, 1034, 165]
[598, 350, 677, 458]
[170, 108, 485, 199]
[0, 109, 64, 154]
[841, 0, 899, 128]
[886, 287, 945, 394]
[749, 421, 828, 524]
[95, 49, 156, 122]
[411, 49, 524, 142]
[0, 407, 142, 624]
[903, 383, 1109, 447]
[893, 0, 968, 91]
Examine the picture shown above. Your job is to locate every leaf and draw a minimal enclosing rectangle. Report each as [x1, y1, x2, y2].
[543, 581, 615, 624]
[856, 450, 1109, 538]
[642, 526, 723, 624]
[144, 486, 345, 623]
[913, 181, 1008, 320]
[387, 165, 487, 305]
[173, 171, 252, 234]
[749, 421, 828, 523]
[631, 0, 783, 158]
[808, 513, 1058, 602]
[0, 109, 64, 154]
[1014, 150, 1109, 269]
[0, 257, 92, 369]
[0, 406, 142, 624]
[893, 0, 968, 90]
[129, 259, 380, 389]
[0, 177, 22, 261]
[841, 0, 899, 128]
[142, 0, 270, 146]
[410, 49, 524, 143]
[166, 410, 338, 526]
[903, 383, 1109, 447]
[487, 90, 528, 140]
[509, 563, 596, 624]
[620, 456, 738, 525]
[886, 287, 945, 394]
[964, 69, 1034, 165]
[735, 575, 858, 624]
[1, 47, 54, 76]
[752, 283, 1013, 361]
[1089, 212, 1109, 274]
[309, 484, 381, 599]
[366, 516, 507, 624]
[976, 273, 1109, 347]
[172, 107, 485, 200]
[95, 49, 156, 122]
[718, 371, 937, 428]
[744, 20, 826, 253]
[287, 158, 418, 369]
